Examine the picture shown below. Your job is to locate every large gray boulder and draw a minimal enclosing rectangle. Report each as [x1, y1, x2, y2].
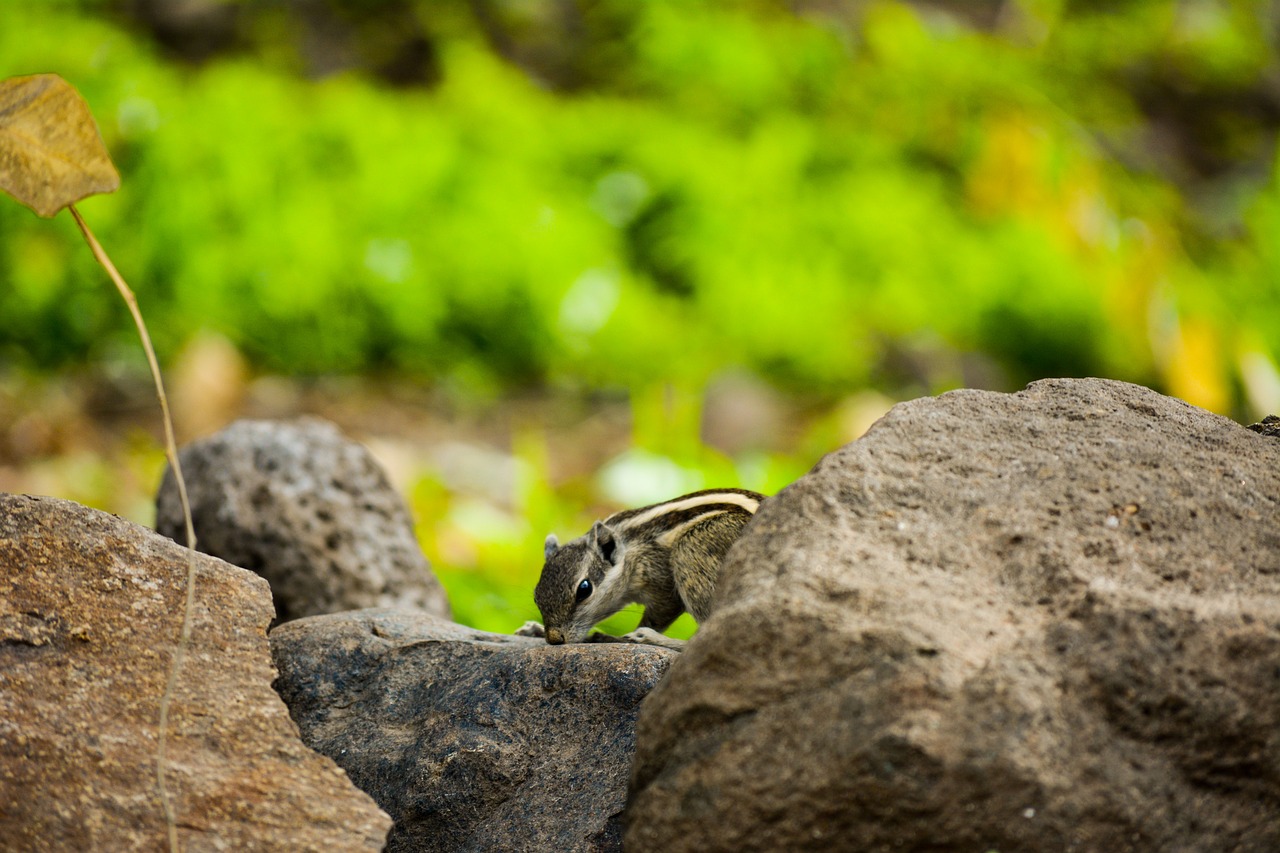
[0, 494, 391, 850]
[270, 609, 675, 852]
[155, 417, 450, 623]
[628, 378, 1280, 852]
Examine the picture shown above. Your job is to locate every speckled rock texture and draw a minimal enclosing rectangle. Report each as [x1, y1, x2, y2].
[270, 608, 675, 853]
[1249, 414, 1280, 438]
[155, 417, 449, 624]
[0, 494, 391, 851]
[628, 378, 1280, 853]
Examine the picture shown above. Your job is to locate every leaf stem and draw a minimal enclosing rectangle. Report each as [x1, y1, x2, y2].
[69, 204, 197, 853]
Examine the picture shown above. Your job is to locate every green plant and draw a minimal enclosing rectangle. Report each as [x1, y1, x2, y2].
[4, 2, 1277, 419]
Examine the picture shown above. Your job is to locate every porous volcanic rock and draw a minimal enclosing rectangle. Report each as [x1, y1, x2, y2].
[270, 608, 675, 853]
[155, 417, 449, 623]
[0, 493, 391, 851]
[628, 378, 1280, 852]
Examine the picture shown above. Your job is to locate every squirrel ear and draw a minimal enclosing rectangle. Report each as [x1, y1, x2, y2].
[591, 521, 617, 562]
[544, 534, 560, 560]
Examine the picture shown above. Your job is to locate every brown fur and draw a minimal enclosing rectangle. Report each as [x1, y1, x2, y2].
[533, 489, 764, 643]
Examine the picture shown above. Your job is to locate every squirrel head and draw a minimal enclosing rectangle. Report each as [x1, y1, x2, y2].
[534, 521, 623, 644]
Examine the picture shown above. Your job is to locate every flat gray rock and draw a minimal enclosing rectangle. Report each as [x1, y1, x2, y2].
[0, 493, 391, 850]
[628, 378, 1280, 852]
[271, 609, 675, 852]
[155, 417, 449, 623]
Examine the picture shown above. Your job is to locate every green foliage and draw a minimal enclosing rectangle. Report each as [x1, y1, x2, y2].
[5, 0, 1280, 632]
[3, 0, 1277, 413]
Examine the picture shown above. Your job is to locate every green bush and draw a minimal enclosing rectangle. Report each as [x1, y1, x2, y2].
[6, 0, 1280, 634]
[4, 1, 1276, 416]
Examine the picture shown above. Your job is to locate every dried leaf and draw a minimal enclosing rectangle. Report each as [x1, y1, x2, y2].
[0, 73, 120, 217]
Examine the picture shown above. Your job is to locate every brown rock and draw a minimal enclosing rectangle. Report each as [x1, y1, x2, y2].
[0, 494, 391, 851]
[627, 378, 1280, 852]
[155, 417, 450, 624]
[270, 609, 675, 852]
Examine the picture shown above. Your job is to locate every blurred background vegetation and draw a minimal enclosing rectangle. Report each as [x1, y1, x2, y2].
[2, 0, 1279, 635]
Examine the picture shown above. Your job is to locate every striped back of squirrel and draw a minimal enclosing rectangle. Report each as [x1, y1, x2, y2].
[607, 488, 763, 546]
[535, 488, 765, 643]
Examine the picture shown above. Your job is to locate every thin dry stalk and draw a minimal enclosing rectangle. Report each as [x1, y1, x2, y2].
[70, 204, 198, 853]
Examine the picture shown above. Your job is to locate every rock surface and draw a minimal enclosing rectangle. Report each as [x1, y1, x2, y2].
[271, 608, 675, 853]
[628, 378, 1280, 852]
[0, 493, 391, 851]
[1249, 414, 1280, 438]
[155, 417, 450, 623]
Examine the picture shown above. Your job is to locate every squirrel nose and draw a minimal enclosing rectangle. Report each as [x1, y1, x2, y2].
[546, 627, 566, 645]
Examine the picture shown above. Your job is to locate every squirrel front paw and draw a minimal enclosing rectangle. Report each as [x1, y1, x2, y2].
[621, 627, 686, 651]
[515, 620, 546, 638]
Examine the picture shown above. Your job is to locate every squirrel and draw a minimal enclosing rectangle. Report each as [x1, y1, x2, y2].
[516, 488, 765, 650]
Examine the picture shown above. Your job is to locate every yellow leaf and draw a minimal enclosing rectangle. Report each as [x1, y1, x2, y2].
[0, 73, 120, 217]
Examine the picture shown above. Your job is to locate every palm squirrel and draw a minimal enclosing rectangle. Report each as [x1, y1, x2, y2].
[516, 488, 765, 650]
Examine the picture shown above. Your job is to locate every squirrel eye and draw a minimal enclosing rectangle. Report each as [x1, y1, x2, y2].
[575, 578, 593, 602]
